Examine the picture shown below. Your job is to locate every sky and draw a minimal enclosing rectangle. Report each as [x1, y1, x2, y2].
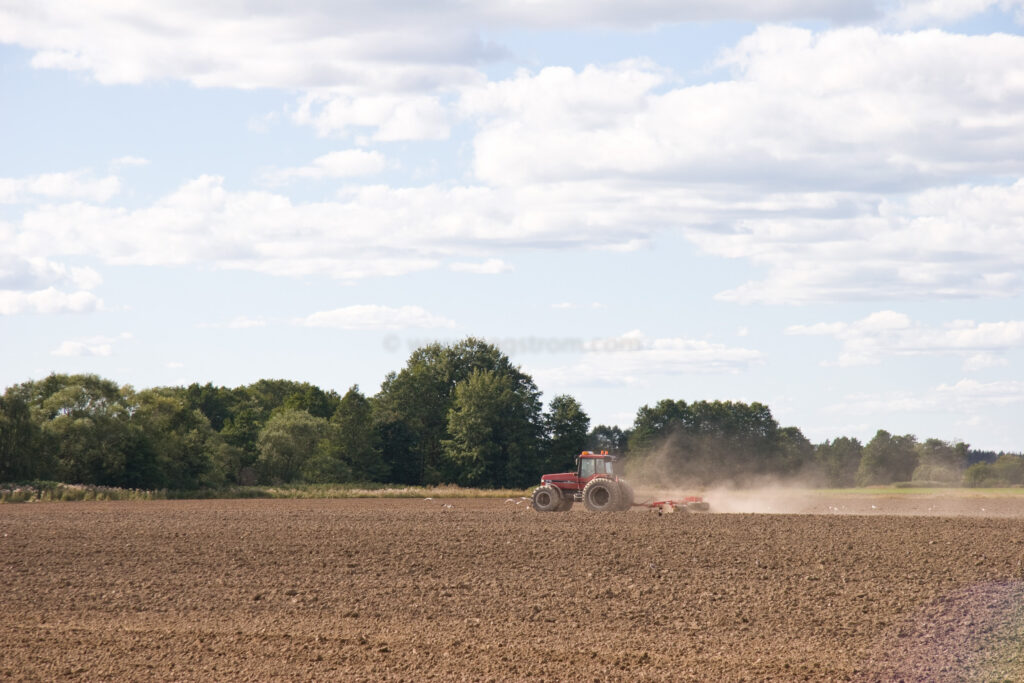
[2, 0, 1024, 451]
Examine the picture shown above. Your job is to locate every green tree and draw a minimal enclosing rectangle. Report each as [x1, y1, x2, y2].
[375, 337, 541, 484]
[443, 369, 541, 488]
[300, 430, 352, 484]
[856, 430, 918, 486]
[256, 409, 330, 483]
[218, 380, 340, 465]
[628, 399, 692, 454]
[992, 454, 1024, 485]
[776, 426, 815, 476]
[375, 417, 420, 485]
[815, 437, 863, 487]
[586, 424, 630, 454]
[183, 382, 236, 431]
[133, 387, 221, 489]
[628, 398, 791, 484]
[542, 394, 590, 473]
[912, 438, 967, 484]
[0, 393, 45, 480]
[10, 374, 148, 486]
[331, 386, 387, 482]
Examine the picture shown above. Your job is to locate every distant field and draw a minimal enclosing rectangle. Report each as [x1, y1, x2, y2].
[6, 481, 1024, 506]
[823, 487, 1024, 496]
[0, 482, 532, 503]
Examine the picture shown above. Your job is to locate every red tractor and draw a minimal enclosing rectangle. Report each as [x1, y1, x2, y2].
[531, 451, 709, 513]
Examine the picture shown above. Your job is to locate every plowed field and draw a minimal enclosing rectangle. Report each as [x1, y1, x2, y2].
[3, 494, 1024, 681]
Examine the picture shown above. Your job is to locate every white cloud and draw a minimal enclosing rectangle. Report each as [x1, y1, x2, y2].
[532, 330, 764, 387]
[0, 288, 102, 315]
[828, 379, 1024, 415]
[0, 256, 103, 316]
[0, 255, 100, 291]
[196, 316, 269, 329]
[51, 340, 112, 357]
[263, 149, 388, 184]
[963, 352, 1009, 372]
[6, 27, 1024, 304]
[0, 171, 120, 204]
[296, 305, 456, 330]
[11, 168, 1024, 304]
[702, 180, 1024, 303]
[10, 175, 659, 280]
[449, 28, 1024, 303]
[50, 333, 131, 357]
[111, 156, 149, 167]
[50, 333, 131, 360]
[0, 1, 878, 87]
[449, 258, 512, 274]
[0, 2, 889, 142]
[462, 29, 1024, 189]
[886, 0, 1024, 27]
[294, 93, 452, 140]
[787, 311, 1024, 365]
[550, 301, 607, 310]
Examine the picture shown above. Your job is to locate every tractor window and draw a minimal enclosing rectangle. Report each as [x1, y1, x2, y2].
[579, 458, 597, 478]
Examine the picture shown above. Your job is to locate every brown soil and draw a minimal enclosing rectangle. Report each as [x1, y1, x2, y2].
[3, 496, 1024, 681]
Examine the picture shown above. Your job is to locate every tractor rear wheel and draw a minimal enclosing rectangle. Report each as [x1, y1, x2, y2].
[583, 478, 621, 512]
[531, 485, 562, 512]
[618, 482, 634, 511]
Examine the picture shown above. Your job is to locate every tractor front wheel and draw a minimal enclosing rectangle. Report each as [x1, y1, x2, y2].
[583, 478, 621, 512]
[531, 485, 562, 512]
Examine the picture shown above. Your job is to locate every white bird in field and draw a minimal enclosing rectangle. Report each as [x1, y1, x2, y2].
[423, 497, 433, 501]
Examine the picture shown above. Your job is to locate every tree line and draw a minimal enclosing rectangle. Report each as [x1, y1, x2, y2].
[1, 337, 1020, 490]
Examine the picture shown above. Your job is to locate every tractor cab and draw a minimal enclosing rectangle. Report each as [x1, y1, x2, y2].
[577, 451, 622, 479]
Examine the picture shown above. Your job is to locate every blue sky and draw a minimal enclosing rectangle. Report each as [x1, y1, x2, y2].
[3, 1, 1024, 450]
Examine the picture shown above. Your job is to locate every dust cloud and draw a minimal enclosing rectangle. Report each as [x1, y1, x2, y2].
[619, 436, 1024, 517]
[622, 436, 822, 514]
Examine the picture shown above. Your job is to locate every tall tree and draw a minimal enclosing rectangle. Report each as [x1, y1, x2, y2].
[443, 369, 541, 488]
[627, 399, 797, 484]
[11, 374, 147, 486]
[856, 430, 919, 486]
[332, 386, 387, 482]
[776, 426, 815, 476]
[133, 387, 221, 489]
[815, 437, 863, 487]
[0, 393, 45, 480]
[586, 424, 630, 454]
[912, 438, 967, 483]
[375, 337, 542, 484]
[628, 399, 691, 454]
[256, 409, 330, 483]
[542, 394, 590, 473]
